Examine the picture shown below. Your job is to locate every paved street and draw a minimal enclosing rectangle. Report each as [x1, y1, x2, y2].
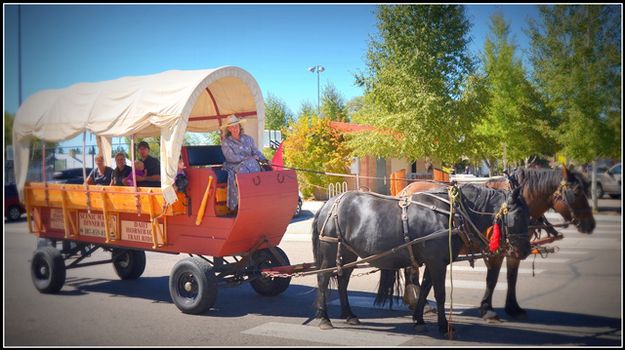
[4, 199, 622, 346]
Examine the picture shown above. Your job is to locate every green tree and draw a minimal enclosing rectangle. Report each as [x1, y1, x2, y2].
[297, 101, 317, 119]
[283, 115, 352, 199]
[320, 82, 348, 121]
[351, 5, 474, 164]
[345, 96, 364, 120]
[265, 93, 294, 130]
[5, 112, 14, 146]
[528, 5, 621, 162]
[528, 5, 621, 209]
[470, 13, 558, 171]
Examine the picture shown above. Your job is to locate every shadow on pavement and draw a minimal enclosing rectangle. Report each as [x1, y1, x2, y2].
[290, 210, 315, 223]
[62, 278, 621, 345]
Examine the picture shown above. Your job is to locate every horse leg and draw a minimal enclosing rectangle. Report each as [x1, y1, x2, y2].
[337, 267, 360, 325]
[480, 254, 504, 322]
[504, 256, 527, 319]
[403, 266, 421, 310]
[315, 271, 334, 330]
[427, 263, 455, 338]
[413, 266, 433, 332]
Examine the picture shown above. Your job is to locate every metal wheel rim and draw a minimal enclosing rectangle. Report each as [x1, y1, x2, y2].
[33, 256, 51, 282]
[176, 272, 199, 301]
[9, 207, 21, 220]
[117, 252, 131, 268]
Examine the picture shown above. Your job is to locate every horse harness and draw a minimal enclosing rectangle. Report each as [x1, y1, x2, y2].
[317, 187, 507, 275]
[551, 180, 593, 227]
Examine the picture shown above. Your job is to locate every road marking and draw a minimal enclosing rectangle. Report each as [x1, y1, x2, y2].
[555, 237, 620, 250]
[241, 321, 414, 346]
[551, 250, 586, 255]
[445, 279, 507, 290]
[329, 295, 473, 313]
[446, 265, 543, 274]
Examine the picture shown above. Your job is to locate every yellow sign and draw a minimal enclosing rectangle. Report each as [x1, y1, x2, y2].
[121, 220, 164, 245]
[50, 209, 65, 230]
[78, 212, 117, 238]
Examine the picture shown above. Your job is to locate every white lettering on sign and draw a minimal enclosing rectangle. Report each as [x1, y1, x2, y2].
[121, 220, 164, 244]
[50, 209, 65, 230]
[78, 212, 117, 238]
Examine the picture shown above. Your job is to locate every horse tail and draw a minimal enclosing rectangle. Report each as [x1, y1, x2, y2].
[374, 269, 403, 308]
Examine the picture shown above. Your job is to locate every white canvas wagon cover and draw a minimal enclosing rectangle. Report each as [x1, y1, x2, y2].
[13, 66, 265, 204]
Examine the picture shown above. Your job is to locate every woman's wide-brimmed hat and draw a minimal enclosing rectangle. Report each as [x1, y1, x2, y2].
[220, 114, 246, 129]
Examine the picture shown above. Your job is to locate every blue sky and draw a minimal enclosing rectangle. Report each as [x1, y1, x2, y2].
[4, 4, 541, 147]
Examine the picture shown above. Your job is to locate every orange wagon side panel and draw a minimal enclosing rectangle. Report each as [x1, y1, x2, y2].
[216, 170, 298, 256]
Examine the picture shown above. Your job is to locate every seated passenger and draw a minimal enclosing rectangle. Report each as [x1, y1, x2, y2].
[135, 141, 161, 187]
[123, 160, 146, 186]
[85, 154, 114, 185]
[220, 114, 267, 211]
[174, 157, 189, 193]
[110, 152, 132, 186]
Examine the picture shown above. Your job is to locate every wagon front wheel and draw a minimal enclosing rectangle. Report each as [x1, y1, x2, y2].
[112, 249, 146, 280]
[169, 257, 218, 314]
[31, 246, 66, 293]
[250, 247, 291, 296]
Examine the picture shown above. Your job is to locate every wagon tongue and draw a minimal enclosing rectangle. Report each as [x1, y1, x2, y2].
[260, 262, 316, 278]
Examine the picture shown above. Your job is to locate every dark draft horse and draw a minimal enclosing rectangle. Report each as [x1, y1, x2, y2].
[312, 184, 532, 337]
[401, 166, 596, 322]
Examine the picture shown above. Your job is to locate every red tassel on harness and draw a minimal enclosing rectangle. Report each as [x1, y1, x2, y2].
[489, 222, 501, 252]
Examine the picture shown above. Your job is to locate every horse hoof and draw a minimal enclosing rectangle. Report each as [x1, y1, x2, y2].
[482, 310, 501, 323]
[414, 323, 427, 333]
[319, 319, 334, 330]
[346, 317, 361, 325]
[424, 303, 437, 314]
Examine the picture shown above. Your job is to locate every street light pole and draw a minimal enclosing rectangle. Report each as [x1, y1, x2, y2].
[308, 65, 325, 113]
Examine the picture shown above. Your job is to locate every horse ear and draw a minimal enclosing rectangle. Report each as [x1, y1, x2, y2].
[561, 163, 569, 179]
[568, 164, 576, 175]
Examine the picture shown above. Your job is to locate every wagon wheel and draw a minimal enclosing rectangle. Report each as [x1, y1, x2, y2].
[7, 205, 22, 221]
[169, 257, 218, 314]
[31, 246, 66, 293]
[112, 249, 146, 280]
[250, 247, 291, 296]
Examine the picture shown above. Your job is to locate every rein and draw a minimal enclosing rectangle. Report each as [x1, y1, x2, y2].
[316, 185, 511, 278]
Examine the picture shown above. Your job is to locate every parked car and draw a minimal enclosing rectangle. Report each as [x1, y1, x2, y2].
[52, 167, 92, 184]
[294, 191, 303, 217]
[595, 163, 621, 199]
[5, 184, 25, 221]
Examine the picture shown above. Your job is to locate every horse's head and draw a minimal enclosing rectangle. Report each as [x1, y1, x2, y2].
[552, 166, 596, 234]
[501, 187, 532, 260]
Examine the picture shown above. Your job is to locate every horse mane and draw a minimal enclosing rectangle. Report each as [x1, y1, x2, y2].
[512, 168, 563, 197]
[459, 183, 505, 212]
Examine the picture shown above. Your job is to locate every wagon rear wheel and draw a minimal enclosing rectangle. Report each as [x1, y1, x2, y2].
[112, 249, 146, 280]
[250, 247, 291, 296]
[31, 246, 66, 293]
[169, 257, 218, 314]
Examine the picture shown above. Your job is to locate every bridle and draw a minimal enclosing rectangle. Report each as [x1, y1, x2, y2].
[552, 179, 593, 229]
